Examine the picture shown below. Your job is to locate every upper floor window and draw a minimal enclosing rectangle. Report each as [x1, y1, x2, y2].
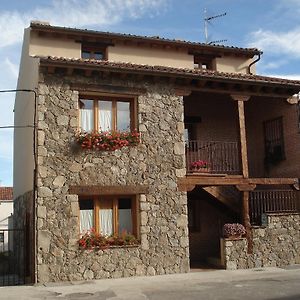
[79, 95, 134, 132]
[264, 117, 285, 164]
[194, 55, 213, 70]
[81, 45, 106, 60]
[79, 195, 137, 237]
[298, 101, 300, 131]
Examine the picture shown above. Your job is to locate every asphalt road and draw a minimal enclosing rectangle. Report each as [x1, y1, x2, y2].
[1, 266, 300, 300]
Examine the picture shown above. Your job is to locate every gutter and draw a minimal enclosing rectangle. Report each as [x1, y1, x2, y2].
[248, 52, 262, 75]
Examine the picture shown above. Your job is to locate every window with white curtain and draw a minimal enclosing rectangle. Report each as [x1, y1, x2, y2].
[79, 96, 134, 132]
[79, 99, 94, 132]
[78, 196, 137, 237]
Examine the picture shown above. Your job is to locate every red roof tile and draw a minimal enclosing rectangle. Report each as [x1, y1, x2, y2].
[0, 187, 13, 200]
[30, 21, 261, 57]
[38, 56, 300, 89]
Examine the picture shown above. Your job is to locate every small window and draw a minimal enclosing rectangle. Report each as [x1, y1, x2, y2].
[298, 101, 300, 131]
[264, 117, 285, 164]
[79, 196, 137, 237]
[81, 45, 106, 60]
[79, 96, 135, 132]
[194, 55, 213, 70]
[0, 232, 4, 243]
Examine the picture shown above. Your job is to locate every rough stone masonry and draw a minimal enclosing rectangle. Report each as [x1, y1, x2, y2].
[34, 72, 190, 282]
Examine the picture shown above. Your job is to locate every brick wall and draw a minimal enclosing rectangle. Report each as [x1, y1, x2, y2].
[246, 96, 300, 178]
[184, 92, 239, 142]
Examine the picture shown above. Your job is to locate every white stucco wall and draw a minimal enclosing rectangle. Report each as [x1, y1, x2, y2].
[0, 200, 13, 251]
[14, 28, 39, 198]
[108, 44, 194, 69]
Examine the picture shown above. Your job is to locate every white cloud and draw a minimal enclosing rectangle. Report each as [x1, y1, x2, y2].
[4, 58, 18, 79]
[260, 60, 287, 71]
[0, 0, 167, 49]
[263, 74, 300, 80]
[0, 130, 13, 160]
[249, 27, 300, 58]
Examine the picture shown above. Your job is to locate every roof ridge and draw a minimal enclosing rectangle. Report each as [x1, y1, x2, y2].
[29, 22, 262, 55]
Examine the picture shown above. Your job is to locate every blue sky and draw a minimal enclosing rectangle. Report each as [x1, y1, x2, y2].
[1, 0, 300, 186]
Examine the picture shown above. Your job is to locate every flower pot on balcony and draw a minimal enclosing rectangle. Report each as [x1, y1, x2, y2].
[191, 167, 210, 173]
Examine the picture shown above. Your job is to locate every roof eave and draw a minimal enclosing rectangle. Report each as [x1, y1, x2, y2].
[38, 58, 300, 98]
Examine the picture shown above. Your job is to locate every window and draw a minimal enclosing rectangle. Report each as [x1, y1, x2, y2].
[264, 117, 285, 164]
[79, 96, 135, 132]
[81, 45, 106, 60]
[0, 232, 4, 243]
[298, 101, 300, 131]
[79, 196, 138, 237]
[194, 55, 213, 70]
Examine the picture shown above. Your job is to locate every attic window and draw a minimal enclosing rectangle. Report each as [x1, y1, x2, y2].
[81, 45, 106, 60]
[194, 55, 213, 70]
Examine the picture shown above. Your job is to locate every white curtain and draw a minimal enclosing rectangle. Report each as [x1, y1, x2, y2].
[80, 99, 94, 131]
[98, 101, 112, 131]
[80, 210, 93, 233]
[117, 102, 130, 131]
[80, 109, 93, 132]
[118, 209, 132, 234]
[100, 209, 113, 236]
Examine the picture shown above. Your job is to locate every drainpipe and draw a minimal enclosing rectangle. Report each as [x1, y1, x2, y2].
[248, 52, 262, 75]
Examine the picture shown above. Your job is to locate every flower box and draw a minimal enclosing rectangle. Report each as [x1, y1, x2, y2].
[190, 160, 210, 173]
[78, 229, 139, 250]
[75, 130, 140, 151]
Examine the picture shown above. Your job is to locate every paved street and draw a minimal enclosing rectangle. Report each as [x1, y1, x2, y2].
[1, 266, 300, 300]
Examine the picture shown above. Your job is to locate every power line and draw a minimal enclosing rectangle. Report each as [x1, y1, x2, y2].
[0, 125, 34, 129]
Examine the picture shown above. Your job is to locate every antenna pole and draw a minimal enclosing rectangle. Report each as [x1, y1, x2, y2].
[204, 8, 208, 44]
[204, 9, 227, 44]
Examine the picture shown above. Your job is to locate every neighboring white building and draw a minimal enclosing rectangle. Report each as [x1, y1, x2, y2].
[0, 187, 13, 251]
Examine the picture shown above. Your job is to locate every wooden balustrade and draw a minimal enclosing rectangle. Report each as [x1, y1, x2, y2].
[249, 190, 300, 225]
[186, 140, 241, 175]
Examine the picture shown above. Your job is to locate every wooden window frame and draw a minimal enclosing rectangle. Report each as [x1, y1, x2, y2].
[79, 94, 137, 132]
[298, 101, 300, 132]
[263, 116, 286, 164]
[194, 55, 213, 70]
[79, 195, 138, 237]
[81, 45, 107, 60]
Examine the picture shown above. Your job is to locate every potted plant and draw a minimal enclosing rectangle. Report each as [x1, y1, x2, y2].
[75, 130, 140, 151]
[190, 160, 210, 173]
[78, 229, 139, 250]
[223, 223, 246, 239]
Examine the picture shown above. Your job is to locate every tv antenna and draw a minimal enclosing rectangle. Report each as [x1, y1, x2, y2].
[204, 9, 227, 44]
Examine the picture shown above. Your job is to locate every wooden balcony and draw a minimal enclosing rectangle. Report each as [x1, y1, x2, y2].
[186, 140, 241, 175]
[249, 190, 300, 225]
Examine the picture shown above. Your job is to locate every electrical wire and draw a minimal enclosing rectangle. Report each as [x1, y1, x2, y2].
[0, 125, 34, 129]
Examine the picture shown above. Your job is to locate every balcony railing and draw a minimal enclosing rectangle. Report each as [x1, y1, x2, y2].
[249, 190, 300, 225]
[186, 140, 241, 175]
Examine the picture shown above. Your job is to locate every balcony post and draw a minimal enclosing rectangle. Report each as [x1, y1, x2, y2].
[231, 94, 252, 252]
[231, 94, 250, 178]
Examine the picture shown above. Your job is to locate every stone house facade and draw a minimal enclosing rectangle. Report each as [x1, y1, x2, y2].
[14, 21, 300, 283]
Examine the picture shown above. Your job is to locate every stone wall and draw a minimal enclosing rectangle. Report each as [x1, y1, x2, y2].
[35, 73, 189, 282]
[221, 213, 300, 269]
